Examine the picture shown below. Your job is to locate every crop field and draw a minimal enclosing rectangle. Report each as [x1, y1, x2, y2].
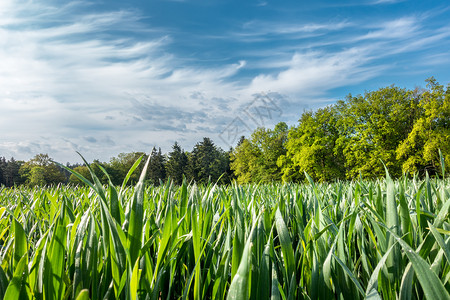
[0, 157, 449, 299]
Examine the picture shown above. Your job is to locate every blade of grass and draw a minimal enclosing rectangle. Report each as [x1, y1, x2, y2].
[226, 215, 260, 300]
[387, 227, 450, 300]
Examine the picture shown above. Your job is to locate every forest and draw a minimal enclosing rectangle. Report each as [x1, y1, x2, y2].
[1, 77, 449, 187]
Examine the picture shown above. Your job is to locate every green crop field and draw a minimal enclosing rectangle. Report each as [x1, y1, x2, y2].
[0, 156, 449, 299]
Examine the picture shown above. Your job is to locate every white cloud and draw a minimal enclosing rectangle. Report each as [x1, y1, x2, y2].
[360, 17, 420, 40]
[249, 48, 386, 96]
[370, 0, 406, 4]
[0, 0, 449, 162]
[0, 0, 252, 161]
[237, 20, 352, 41]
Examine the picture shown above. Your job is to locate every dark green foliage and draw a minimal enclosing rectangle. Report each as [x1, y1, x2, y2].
[165, 142, 188, 185]
[107, 152, 148, 185]
[0, 157, 23, 187]
[19, 154, 65, 186]
[187, 137, 230, 184]
[148, 147, 166, 185]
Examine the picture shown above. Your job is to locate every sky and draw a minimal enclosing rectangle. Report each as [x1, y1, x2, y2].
[1, 0, 450, 163]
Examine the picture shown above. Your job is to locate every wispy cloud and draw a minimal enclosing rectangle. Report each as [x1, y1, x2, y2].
[1, 0, 449, 162]
[370, 0, 406, 5]
[234, 20, 352, 42]
[359, 17, 420, 40]
[249, 48, 387, 96]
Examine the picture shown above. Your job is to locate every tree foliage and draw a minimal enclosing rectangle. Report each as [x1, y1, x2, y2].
[166, 142, 188, 185]
[188, 137, 230, 184]
[231, 122, 288, 183]
[277, 79, 449, 181]
[107, 152, 148, 185]
[148, 147, 166, 185]
[0, 157, 24, 187]
[19, 154, 66, 186]
[334, 85, 417, 178]
[396, 78, 450, 176]
[234, 78, 449, 182]
[2, 78, 448, 186]
[279, 107, 344, 182]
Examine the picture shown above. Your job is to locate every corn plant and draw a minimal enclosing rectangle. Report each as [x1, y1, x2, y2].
[0, 155, 449, 299]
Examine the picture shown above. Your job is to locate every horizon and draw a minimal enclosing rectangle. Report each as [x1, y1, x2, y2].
[1, 0, 450, 164]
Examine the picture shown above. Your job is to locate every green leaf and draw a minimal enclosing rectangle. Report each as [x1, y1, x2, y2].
[399, 264, 414, 300]
[227, 215, 259, 300]
[384, 170, 400, 282]
[75, 289, 91, 300]
[13, 218, 27, 270]
[120, 155, 144, 191]
[274, 208, 296, 288]
[45, 221, 67, 300]
[231, 202, 245, 280]
[439, 149, 445, 178]
[4, 253, 29, 299]
[428, 222, 450, 266]
[332, 254, 365, 297]
[271, 267, 281, 300]
[130, 258, 142, 300]
[0, 265, 8, 299]
[365, 243, 397, 299]
[127, 154, 151, 266]
[388, 228, 450, 300]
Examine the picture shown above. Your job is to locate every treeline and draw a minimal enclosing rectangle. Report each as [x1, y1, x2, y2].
[1, 78, 448, 187]
[232, 77, 449, 182]
[0, 138, 232, 187]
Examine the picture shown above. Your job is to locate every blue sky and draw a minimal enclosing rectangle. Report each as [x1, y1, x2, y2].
[1, 0, 450, 163]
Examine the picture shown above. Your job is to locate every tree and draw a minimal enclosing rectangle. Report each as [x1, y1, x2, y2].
[188, 137, 229, 184]
[148, 147, 166, 185]
[279, 107, 345, 182]
[3, 158, 23, 187]
[68, 165, 92, 185]
[230, 138, 260, 184]
[29, 166, 46, 186]
[222, 147, 235, 183]
[108, 152, 148, 185]
[334, 86, 415, 178]
[231, 122, 288, 183]
[396, 78, 450, 176]
[0, 157, 6, 186]
[19, 154, 65, 186]
[166, 142, 188, 185]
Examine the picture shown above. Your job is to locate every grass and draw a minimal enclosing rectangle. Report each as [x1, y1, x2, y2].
[0, 157, 449, 299]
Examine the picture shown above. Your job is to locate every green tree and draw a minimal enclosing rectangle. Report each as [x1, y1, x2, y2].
[230, 138, 259, 184]
[0, 157, 6, 186]
[396, 78, 450, 176]
[166, 142, 188, 185]
[188, 137, 229, 184]
[279, 107, 345, 182]
[231, 122, 288, 183]
[3, 158, 23, 187]
[222, 147, 235, 183]
[19, 154, 66, 186]
[68, 165, 92, 185]
[108, 152, 148, 185]
[335, 85, 415, 178]
[29, 166, 46, 186]
[148, 147, 166, 185]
